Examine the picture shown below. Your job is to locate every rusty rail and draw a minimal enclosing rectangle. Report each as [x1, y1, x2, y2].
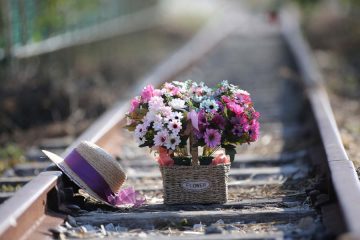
[0, 6, 245, 239]
[280, 7, 360, 237]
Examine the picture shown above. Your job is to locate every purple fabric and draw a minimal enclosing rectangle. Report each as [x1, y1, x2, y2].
[64, 149, 145, 207]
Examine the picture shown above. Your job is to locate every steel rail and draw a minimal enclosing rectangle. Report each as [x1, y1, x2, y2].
[0, 6, 245, 239]
[280, 7, 360, 237]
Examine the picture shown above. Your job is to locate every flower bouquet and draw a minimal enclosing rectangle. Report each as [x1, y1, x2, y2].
[126, 80, 260, 204]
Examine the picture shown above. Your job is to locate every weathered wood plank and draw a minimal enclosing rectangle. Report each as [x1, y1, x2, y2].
[134, 197, 305, 212]
[0, 177, 33, 186]
[126, 165, 302, 179]
[75, 207, 315, 228]
[102, 232, 283, 240]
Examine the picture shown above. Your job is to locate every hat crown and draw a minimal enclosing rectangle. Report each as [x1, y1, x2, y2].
[76, 141, 126, 193]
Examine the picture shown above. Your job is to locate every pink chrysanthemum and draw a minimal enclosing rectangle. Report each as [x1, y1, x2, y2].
[204, 129, 221, 148]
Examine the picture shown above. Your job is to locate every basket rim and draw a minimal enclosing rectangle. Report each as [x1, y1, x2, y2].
[159, 163, 230, 170]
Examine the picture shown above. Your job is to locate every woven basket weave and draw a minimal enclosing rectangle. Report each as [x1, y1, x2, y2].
[160, 163, 230, 204]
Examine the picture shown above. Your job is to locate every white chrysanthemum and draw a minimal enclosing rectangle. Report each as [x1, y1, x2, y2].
[153, 120, 164, 131]
[235, 89, 250, 96]
[167, 119, 182, 134]
[135, 124, 146, 138]
[165, 134, 181, 150]
[135, 135, 146, 145]
[148, 96, 164, 111]
[169, 98, 186, 110]
[160, 106, 172, 117]
[153, 130, 169, 147]
[170, 112, 183, 121]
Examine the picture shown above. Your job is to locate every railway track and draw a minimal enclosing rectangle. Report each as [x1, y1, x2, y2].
[1, 5, 360, 239]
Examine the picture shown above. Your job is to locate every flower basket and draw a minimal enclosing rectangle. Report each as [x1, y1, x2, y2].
[125, 80, 260, 205]
[160, 163, 230, 204]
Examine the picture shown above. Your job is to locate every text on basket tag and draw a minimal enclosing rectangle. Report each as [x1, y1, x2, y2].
[182, 180, 210, 191]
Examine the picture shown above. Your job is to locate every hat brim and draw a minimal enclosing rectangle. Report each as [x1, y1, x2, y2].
[42, 150, 111, 206]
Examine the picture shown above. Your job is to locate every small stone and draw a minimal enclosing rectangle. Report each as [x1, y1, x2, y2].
[115, 225, 128, 232]
[49, 226, 67, 234]
[66, 204, 81, 211]
[66, 215, 77, 226]
[105, 223, 115, 232]
[297, 217, 314, 230]
[224, 224, 240, 232]
[216, 219, 224, 225]
[100, 225, 107, 235]
[205, 225, 224, 234]
[138, 232, 147, 238]
[193, 223, 204, 232]
[64, 222, 72, 229]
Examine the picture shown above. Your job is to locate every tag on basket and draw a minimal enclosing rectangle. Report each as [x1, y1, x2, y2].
[182, 180, 210, 191]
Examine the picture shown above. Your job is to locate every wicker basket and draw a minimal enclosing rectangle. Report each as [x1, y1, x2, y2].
[160, 163, 230, 204]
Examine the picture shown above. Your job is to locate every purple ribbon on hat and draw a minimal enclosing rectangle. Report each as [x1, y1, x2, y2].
[64, 149, 145, 207]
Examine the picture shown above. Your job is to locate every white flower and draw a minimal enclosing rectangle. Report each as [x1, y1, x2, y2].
[193, 95, 203, 103]
[169, 98, 186, 110]
[153, 120, 164, 131]
[160, 106, 172, 117]
[153, 130, 169, 147]
[168, 119, 182, 134]
[135, 124, 146, 138]
[148, 96, 164, 111]
[135, 135, 146, 145]
[235, 89, 250, 96]
[170, 112, 183, 121]
[165, 134, 181, 150]
[200, 99, 219, 112]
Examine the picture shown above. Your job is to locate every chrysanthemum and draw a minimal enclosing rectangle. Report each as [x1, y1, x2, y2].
[135, 135, 146, 145]
[135, 124, 146, 138]
[168, 120, 182, 134]
[165, 134, 181, 150]
[153, 120, 164, 131]
[170, 112, 183, 121]
[153, 130, 169, 147]
[169, 98, 186, 110]
[200, 99, 219, 113]
[148, 96, 164, 111]
[204, 128, 221, 148]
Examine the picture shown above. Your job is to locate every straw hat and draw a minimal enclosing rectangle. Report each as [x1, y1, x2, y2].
[42, 141, 127, 206]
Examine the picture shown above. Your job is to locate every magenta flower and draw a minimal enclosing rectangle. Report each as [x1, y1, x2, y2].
[226, 102, 244, 115]
[141, 85, 155, 102]
[249, 121, 260, 141]
[204, 129, 221, 148]
[130, 97, 140, 113]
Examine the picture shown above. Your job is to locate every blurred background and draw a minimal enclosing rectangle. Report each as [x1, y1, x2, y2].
[0, 0, 359, 173]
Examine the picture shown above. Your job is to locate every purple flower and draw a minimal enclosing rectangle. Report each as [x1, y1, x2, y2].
[198, 110, 209, 128]
[212, 114, 225, 129]
[204, 129, 221, 148]
[232, 125, 243, 137]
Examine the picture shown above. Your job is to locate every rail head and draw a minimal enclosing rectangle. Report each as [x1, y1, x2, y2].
[280, 6, 360, 235]
[0, 171, 63, 240]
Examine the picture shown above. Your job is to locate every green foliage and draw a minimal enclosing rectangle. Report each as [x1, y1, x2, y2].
[0, 144, 24, 174]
